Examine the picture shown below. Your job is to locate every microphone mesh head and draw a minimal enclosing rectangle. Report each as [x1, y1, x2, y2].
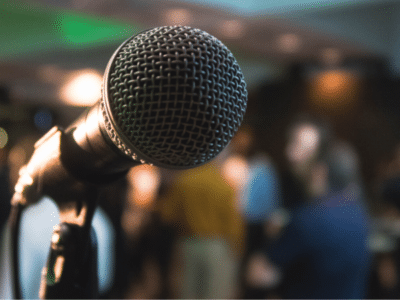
[102, 26, 247, 169]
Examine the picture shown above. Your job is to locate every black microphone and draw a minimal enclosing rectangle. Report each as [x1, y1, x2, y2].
[13, 25, 248, 205]
[10, 26, 247, 299]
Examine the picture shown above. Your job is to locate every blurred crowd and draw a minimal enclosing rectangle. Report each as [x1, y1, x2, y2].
[2, 112, 400, 298]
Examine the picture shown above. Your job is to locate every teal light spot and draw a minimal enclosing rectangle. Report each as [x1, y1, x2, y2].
[54, 12, 140, 48]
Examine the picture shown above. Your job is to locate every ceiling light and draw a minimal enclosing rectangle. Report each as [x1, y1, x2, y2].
[308, 70, 360, 114]
[221, 20, 245, 39]
[220, 20, 245, 39]
[164, 8, 192, 26]
[277, 33, 302, 53]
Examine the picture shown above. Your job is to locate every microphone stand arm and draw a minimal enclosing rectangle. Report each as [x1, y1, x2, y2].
[11, 126, 100, 299]
[39, 189, 100, 299]
[11, 120, 134, 299]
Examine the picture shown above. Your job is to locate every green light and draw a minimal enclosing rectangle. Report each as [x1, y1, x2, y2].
[0, 1, 143, 59]
[53, 12, 139, 48]
[0, 127, 8, 149]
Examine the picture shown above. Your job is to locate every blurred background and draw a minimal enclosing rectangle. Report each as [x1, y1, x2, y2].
[2, 0, 400, 298]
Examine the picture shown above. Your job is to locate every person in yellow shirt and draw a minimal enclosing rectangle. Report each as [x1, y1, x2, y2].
[160, 151, 245, 299]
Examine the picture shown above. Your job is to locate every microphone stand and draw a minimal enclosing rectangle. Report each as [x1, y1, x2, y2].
[11, 125, 130, 299]
[38, 185, 99, 299]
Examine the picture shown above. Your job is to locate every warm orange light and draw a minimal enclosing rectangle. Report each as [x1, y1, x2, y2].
[309, 70, 360, 114]
[127, 164, 161, 208]
[318, 71, 347, 95]
[60, 69, 102, 106]
[222, 154, 249, 190]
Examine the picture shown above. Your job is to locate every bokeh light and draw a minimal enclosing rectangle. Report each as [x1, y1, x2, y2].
[286, 124, 321, 164]
[0, 127, 8, 149]
[34, 108, 53, 131]
[222, 154, 249, 190]
[277, 33, 302, 53]
[308, 69, 360, 114]
[127, 164, 161, 208]
[164, 8, 192, 25]
[220, 20, 245, 39]
[60, 69, 102, 106]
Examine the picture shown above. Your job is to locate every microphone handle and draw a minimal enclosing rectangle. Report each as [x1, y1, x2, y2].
[12, 102, 140, 207]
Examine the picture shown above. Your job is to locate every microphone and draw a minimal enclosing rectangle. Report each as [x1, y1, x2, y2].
[12, 25, 248, 205]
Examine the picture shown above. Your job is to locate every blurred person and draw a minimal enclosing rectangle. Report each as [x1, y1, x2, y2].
[229, 127, 281, 220]
[367, 205, 400, 298]
[229, 127, 282, 298]
[159, 147, 245, 299]
[122, 164, 175, 299]
[222, 152, 250, 211]
[368, 163, 400, 299]
[279, 115, 332, 210]
[248, 116, 371, 299]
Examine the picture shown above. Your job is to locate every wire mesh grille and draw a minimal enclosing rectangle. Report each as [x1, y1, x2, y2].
[104, 25, 247, 168]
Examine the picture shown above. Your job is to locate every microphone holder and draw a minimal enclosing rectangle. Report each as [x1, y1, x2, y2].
[11, 125, 130, 299]
[39, 186, 99, 299]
